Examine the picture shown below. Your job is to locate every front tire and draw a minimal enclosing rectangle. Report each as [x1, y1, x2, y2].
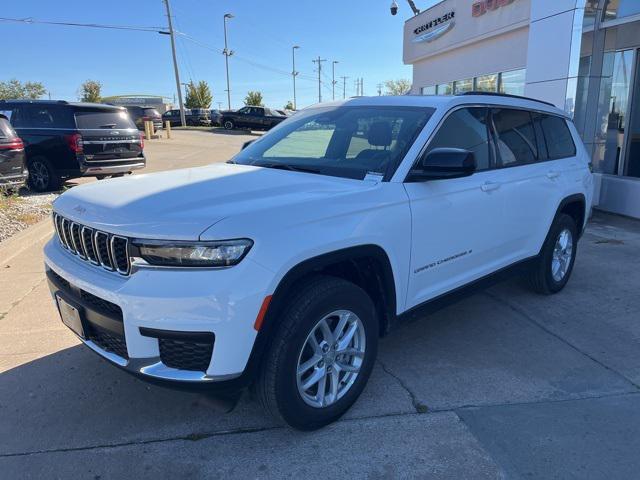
[223, 119, 235, 130]
[256, 276, 378, 430]
[528, 213, 578, 294]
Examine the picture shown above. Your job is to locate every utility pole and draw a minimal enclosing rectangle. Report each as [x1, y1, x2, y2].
[217, 101, 223, 110]
[377, 83, 383, 96]
[292, 45, 300, 110]
[223, 13, 234, 110]
[340, 76, 349, 99]
[312, 56, 326, 103]
[163, 0, 186, 127]
[181, 82, 190, 101]
[332, 61, 339, 101]
[360, 78, 365, 96]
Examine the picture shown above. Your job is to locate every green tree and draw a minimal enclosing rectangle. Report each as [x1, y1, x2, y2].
[0, 79, 46, 100]
[244, 91, 264, 107]
[185, 80, 213, 109]
[79, 80, 102, 103]
[284, 100, 294, 110]
[384, 79, 412, 96]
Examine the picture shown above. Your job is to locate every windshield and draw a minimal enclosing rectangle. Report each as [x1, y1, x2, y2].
[232, 105, 434, 180]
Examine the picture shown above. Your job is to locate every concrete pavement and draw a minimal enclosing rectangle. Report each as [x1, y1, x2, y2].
[1, 133, 639, 478]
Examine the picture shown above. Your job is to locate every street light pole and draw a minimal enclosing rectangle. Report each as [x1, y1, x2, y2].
[223, 13, 234, 111]
[162, 0, 186, 127]
[332, 61, 339, 101]
[292, 45, 300, 110]
[340, 76, 349, 99]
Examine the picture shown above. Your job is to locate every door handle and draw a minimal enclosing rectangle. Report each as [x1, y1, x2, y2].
[481, 181, 501, 192]
[546, 170, 560, 179]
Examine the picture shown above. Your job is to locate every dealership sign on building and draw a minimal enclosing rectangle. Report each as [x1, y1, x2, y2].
[412, 11, 456, 43]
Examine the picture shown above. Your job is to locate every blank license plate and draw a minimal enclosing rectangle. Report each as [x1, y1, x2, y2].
[56, 295, 84, 338]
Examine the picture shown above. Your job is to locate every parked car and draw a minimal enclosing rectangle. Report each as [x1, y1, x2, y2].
[0, 100, 145, 192]
[162, 109, 211, 127]
[0, 113, 27, 190]
[220, 106, 287, 131]
[45, 93, 593, 430]
[123, 106, 163, 132]
[210, 109, 222, 126]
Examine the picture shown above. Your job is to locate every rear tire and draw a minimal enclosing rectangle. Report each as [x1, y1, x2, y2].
[527, 213, 578, 294]
[223, 119, 235, 130]
[27, 156, 60, 192]
[256, 275, 378, 430]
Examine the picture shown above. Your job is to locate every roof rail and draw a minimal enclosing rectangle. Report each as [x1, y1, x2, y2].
[459, 91, 556, 108]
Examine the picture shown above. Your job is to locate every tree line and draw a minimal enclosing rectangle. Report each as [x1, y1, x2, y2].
[1, 78, 414, 108]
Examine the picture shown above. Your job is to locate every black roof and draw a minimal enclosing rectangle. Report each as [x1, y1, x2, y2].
[0, 99, 125, 110]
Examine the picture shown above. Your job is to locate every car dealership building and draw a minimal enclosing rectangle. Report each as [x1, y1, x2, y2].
[404, 0, 640, 218]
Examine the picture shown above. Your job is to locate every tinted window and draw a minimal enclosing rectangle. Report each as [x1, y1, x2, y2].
[0, 117, 16, 139]
[74, 108, 136, 129]
[425, 107, 491, 170]
[234, 106, 434, 180]
[539, 115, 576, 159]
[143, 108, 160, 117]
[18, 105, 74, 129]
[492, 108, 537, 166]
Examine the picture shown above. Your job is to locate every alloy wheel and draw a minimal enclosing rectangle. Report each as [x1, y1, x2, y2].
[29, 161, 49, 191]
[551, 228, 573, 282]
[296, 310, 366, 408]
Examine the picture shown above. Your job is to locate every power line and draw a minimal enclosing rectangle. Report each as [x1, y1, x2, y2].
[0, 16, 166, 33]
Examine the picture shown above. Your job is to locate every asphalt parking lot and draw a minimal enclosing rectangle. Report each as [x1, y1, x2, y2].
[1, 131, 639, 479]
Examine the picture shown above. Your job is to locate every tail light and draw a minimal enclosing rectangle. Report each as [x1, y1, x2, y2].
[139, 132, 145, 150]
[64, 133, 83, 154]
[0, 137, 24, 150]
[142, 116, 151, 121]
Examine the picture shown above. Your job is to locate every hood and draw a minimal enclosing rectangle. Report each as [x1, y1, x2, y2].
[53, 163, 366, 240]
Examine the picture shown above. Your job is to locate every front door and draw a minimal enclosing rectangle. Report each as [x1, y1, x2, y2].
[405, 107, 508, 308]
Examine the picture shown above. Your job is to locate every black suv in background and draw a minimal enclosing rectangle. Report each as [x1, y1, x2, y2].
[162, 108, 211, 127]
[123, 106, 163, 132]
[0, 100, 146, 192]
[220, 106, 286, 131]
[0, 113, 27, 190]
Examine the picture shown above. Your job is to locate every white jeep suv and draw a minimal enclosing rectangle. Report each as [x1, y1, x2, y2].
[45, 93, 593, 430]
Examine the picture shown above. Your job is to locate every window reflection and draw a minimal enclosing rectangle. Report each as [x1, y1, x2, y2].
[499, 69, 526, 96]
[603, 0, 640, 21]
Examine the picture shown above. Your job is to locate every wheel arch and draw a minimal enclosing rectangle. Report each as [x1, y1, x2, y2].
[555, 193, 587, 237]
[241, 245, 398, 385]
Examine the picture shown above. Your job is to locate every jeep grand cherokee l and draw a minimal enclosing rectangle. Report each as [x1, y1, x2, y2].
[0, 100, 145, 192]
[45, 93, 593, 430]
[0, 113, 27, 190]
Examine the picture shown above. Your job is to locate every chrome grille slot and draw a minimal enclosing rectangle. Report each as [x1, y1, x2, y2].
[70, 223, 85, 258]
[81, 227, 98, 264]
[110, 236, 129, 275]
[95, 231, 114, 270]
[52, 213, 130, 276]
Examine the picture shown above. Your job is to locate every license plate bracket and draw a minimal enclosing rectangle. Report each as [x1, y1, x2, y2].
[56, 295, 85, 338]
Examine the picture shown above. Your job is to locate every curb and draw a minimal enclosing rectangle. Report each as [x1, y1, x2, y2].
[0, 217, 53, 267]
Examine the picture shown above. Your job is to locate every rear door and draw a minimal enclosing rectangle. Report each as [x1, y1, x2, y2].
[74, 107, 142, 162]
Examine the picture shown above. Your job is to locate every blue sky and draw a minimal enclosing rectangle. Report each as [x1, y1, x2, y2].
[2, 0, 439, 110]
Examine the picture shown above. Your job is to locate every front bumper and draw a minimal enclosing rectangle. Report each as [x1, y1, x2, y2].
[0, 172, 27, 189]
[44, 237, 274, 385]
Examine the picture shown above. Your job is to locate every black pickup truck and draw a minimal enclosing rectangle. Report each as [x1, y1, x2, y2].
[220, 106, 287, 131]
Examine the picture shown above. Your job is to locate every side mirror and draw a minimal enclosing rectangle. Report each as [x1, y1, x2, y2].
[241, 140, 254, 150]
[407, 148, 476, 182]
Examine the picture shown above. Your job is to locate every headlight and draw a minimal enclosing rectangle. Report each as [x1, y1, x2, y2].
[133, 239, 253, 267]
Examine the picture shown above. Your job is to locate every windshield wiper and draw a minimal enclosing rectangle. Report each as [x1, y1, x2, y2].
[257, 162, 320, 174]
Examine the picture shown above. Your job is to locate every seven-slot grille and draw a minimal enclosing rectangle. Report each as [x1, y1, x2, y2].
[53, 213, 130, 275]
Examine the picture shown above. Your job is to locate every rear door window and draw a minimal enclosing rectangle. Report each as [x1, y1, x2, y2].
[18, 105, 74, 129]
[74, 108, 136, 129]
[0, 117, 16, 139]
[491, 108, 538, 167]
[539, 115, 576, 159]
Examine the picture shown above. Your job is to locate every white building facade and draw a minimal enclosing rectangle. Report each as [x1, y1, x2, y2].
[404, 0, 640, 219]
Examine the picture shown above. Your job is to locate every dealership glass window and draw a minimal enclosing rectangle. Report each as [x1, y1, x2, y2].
[421, 86, 436, 95]
[593, 49, 633, 174]
[436, 83, 453, 95]
[453, 78, 473, 94]
[572, 56, 592, 137]
[499, 69, 526, 96]
[603, 0, 640, 22]
[624, 53, 640, 178]
[475, 74, 499, 93]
